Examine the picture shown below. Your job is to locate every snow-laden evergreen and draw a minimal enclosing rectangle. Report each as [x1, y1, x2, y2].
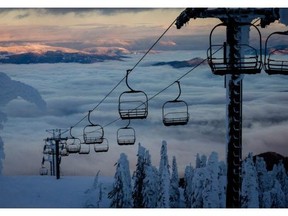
[157, 140, 171, 208]
[132, 143, 146, 207]
[218, 161, 226, 208]
[255, 156, 270, 207]
[108, 153, 132, 208]
[241, 153, 259, 208]
[183, 164, 194, 207]
[142, 150, 159, 208]
[170, 156, 180, 208]
[202, 151, 220, 208]
[0, 72, 46, 176]
[107, 142, 288, 208]
[84, 170, 103, 207]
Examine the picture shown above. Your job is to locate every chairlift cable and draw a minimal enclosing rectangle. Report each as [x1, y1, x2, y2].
[102, 46, 223, 130]
[62, 17, 177, 135]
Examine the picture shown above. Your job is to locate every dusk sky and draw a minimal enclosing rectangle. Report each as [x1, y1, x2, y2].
[1, 6, 288, 177]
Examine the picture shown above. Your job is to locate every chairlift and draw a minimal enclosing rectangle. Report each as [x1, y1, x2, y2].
[43, 141, 53, 155]
[39, 165, 48, 175]
[117, 119, 136, 145]
[66, 127, 81, 153]
[162, 81, 189, 126]
[264, 31, 288, 75]
[94, 138, 109, 153]
[60, 142, 69, 157]
[118, 69, 148, 120]
[79, 143, 90, 154]
[207, 22, 262, 75]
[83, 110, 104, 144]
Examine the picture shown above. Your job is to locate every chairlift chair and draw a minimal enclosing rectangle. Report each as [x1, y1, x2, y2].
[43, 141, 53, 155]
[39, 165, 48, 175]
[264, 31, 288, 75]
[162, 81, 189, 126]
[83, 110, 104, 144]
[117, 119, 136, 145]
[207, 22, 262, 75]
[79, 143, 90, 154]
[66, 127, 81, 153]
[60, 142, 69, 157]
[119, 70, 148, 120]
[94, 138, 109, 153]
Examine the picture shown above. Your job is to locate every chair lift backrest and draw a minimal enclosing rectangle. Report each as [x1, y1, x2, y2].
[66, 127, 81, 153]
[79, 143, 90, 154]
[117, 119, 136, 145]
[207, 22, 262, 75]
[118, 69, 148, 120]
[162, 81, 189, 126]
[83, 110, 104, 144]
[264, 31, 288, 75]
[94, 138, 109, 153]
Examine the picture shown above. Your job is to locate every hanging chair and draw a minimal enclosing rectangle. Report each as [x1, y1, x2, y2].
[162, 81, 189, 126]
[39, 165, 49, 175]
[83, 110, 104, 144]
[117, 119, 136, 145]
[207, 22, 262, 75]
[264, 31, 288, 75]
[94, 138, 109, 153]
[79, 143, 90, 154]
[66, 127, 81, 153]
[43, 140, 53, 155]
[119, 69, 148, 120]
[60, 142, 69, 157]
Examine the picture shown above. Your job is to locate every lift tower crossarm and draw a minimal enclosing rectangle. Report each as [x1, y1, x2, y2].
[175, 8, 280, 208]
[175, 8, 279, 29]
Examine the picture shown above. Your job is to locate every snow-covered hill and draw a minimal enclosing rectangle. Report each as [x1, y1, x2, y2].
[0, 175, 113, 208]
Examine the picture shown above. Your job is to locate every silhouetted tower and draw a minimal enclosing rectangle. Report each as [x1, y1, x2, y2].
[176, 8, 279, 208]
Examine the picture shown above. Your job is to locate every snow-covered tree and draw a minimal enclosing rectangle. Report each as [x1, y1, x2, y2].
[195, 153, 207, 168]
[202, 152, 220, 208]
[183, 164, 194, 207]
[132, 143, 146, 208]
[84, 170, 103, 208]
[108, 153, 132, 208]
[218, 161, 226, 208]
[157, 140, 170, 208]
[142, 150, 159, 208]
[255, 156, 271, 207]
[270, 179, 285, 208]
[272, 161, 287, 191]
[191, 167, 205, 208]
[170, 156, 180, 208]
[0, 72, 46, 176]
[241, 153, 259, 208]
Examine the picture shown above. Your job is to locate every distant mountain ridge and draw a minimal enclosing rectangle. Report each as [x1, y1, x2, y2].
[151, 57, 207, 68]
[253, 151, 288, 171]
[0, 44, 128, 64]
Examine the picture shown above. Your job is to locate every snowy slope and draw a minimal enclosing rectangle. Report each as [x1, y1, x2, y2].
[0, 175, 113, 208]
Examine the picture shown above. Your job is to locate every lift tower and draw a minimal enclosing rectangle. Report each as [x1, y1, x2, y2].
[176, 8, 279, 208]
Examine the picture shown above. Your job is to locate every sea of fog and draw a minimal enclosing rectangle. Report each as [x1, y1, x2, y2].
[1, 50, 288, 177]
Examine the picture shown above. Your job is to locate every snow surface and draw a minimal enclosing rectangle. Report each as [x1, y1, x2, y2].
[0, 175, 113, 208]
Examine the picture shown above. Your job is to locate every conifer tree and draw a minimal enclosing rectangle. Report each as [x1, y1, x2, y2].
[157, 140, 170, 208]
[132, 143, 146, 207]
[255, 156, 270, 207]
[183, 164, 194, 207]
[170, 156, 180, 208]
[142, 150, 159, 208]
[108, 153, 132, 208]
[241, 153, 259, 208]
[191, 167, 205, 208]
[202, 152, 220, 208]
[218, 161, 226, 208]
